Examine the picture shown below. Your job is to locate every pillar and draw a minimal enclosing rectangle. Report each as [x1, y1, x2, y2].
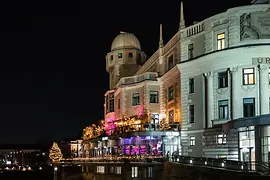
[204, 71, 214, 128]
[259, 65, 269, 115]
[230, 67, 239, 120]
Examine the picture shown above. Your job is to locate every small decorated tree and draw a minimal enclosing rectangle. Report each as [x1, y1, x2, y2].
[49, 142, 63, 163]
[159, 118, 171, 131]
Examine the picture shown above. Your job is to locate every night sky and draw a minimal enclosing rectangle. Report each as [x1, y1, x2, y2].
[0, 0, 250, 144]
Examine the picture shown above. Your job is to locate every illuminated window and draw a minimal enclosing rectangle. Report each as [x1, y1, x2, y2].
[189, 105, 194, 123]
[217, 33, 225, 50]
[243, 68, 255, 85]
[150, 91, 159, 103]
[168, 86, 174, 101]
[97, 166, 105, 173]
[218, 71, 228, 88]
[169, 110, 174, 123]
[168, 55, 174, 70]
[188, 43, 194, 59]
[243, 98, 255, 117]
[132, 93, 140, 106]
[189, 78, 194, 94]
[115, 167, 121, 174]
[118, 52, 123, 58]
[132, 167, 138, 177]
[128, 52, 133, 58]
[217, 134, 227, 144]
[110, 55, 113, 61]
[218, 100, 228, 119]
[190, 136, 195, 146]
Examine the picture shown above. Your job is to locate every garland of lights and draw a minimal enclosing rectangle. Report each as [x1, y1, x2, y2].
[159, 118, 171, 131]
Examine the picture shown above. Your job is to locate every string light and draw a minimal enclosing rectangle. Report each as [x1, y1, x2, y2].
[49, 142, 63, 162]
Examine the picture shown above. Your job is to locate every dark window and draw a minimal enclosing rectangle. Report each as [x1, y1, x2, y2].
[169, 110, 174, 123]
[109, 94, 114, 113]
[189, 105, 194, 123]
[118, 52, 123, 58]
[218, 100, 228, 119]
[189, 78, 194, 94]
[110, 55, 113, 61]
[243, 68, 255, 85]
[150, 91, 159, 103]
[188, 43, 194, 59]
[132, 93, 140, 106]
[168, 86, 174, 101]
[128, 52, 133, 58]
[106, 93, 114, 114]
[168, 55, 174, 70]
[243, 98, 255, 117]
[118, 98, 120, 110]
[218, 71, 228, 88]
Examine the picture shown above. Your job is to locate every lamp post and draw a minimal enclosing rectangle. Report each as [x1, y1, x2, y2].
[54, 166, 58, 180]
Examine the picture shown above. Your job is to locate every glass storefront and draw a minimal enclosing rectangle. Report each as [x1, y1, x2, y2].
[239, 126, 255, 170]
[87, 134, 181, 158]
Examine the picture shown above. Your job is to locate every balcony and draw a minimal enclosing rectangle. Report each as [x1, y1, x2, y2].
[116, 72, 158, 89]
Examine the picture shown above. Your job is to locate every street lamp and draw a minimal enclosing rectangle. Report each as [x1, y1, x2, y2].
[54, 166, 58, 180]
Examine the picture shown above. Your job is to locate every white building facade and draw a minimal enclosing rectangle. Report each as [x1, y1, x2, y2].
[178, 3, 270, 163]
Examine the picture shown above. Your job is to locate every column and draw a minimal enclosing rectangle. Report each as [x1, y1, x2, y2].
[230, 67, 239, 120]
[204, 71, 214, 128]
[259, 65, 269, 115]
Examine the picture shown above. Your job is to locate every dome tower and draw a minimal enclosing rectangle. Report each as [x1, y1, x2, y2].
[106, 32, 146, 89]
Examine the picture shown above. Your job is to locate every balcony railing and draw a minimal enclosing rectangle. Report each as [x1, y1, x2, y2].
[116, 72, 158, 89]
[172, 155, 270, 175]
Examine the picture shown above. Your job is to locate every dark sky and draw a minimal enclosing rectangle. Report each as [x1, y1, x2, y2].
[0, 0, 250, 144]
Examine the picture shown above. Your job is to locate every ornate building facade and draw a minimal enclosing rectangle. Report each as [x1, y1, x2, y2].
[79, 1, 270, 177]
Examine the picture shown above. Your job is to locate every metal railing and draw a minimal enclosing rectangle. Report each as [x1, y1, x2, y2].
[172, 155, 270, 175]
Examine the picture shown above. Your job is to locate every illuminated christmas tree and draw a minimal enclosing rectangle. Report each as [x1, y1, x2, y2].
[49, 142, 63, 162]
[159, 118, 171, 131]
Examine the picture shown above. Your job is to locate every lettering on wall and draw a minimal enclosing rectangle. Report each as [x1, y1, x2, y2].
[252, 57, 270, 65]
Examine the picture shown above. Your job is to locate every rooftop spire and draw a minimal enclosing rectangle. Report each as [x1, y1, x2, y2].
[179, 1, 185, 30]
[159, 24, 164, 48]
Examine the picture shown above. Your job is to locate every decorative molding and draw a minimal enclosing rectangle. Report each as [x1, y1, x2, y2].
[216, 87, 229, 95]
[241, 85, 256, 92]
[257, 64, 269, 73]
[229, 66, 239, 75]
[240, 13, 259, 41]
[203, 71, 212, 78]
